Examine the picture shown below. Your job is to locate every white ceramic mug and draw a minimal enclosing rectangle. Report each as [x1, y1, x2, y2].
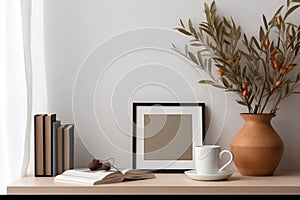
[195, 145, 233, 174]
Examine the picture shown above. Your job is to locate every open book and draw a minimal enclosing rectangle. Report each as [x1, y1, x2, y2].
[54, 168, 156, 185]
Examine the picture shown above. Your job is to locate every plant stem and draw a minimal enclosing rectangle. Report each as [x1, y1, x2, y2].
[260, 91, 273, 113]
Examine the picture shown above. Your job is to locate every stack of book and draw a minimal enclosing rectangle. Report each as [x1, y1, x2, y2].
[34, 113, 75, 177]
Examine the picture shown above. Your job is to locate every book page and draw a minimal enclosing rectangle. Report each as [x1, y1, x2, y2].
[54, 174, 100, 185]
[62, 168, 116, 179]
[54, 168, 124, 185]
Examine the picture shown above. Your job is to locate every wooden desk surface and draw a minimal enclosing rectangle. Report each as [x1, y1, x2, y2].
[7, 171, 300, 195]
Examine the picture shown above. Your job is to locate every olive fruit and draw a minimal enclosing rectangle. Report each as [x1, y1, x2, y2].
[101, 161, 111, 171]
[88, 159, 102, 171]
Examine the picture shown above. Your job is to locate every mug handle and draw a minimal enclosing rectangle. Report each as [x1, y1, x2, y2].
[218, 150, 233, 172]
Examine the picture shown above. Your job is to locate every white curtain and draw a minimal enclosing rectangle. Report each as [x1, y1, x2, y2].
[0, 0, 46, 194]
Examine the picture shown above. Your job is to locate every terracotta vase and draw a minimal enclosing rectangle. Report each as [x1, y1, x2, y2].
[230, 113, 284, 176]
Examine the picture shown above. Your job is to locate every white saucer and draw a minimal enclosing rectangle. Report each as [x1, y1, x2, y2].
[184, 169, 234, 181]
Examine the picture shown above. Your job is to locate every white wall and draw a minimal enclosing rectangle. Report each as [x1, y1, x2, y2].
[42, 0, 300, 171]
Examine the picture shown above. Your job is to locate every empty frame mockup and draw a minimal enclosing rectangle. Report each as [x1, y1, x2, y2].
[132, 102, 205, 172]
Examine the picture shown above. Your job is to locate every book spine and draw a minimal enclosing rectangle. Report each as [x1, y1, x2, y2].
[52, 120, 61, 176]
[69, 125, 74, 170]
[57, 124, 65, 175]
[34, 114, 46, 177]
[63, 124, 75, 171]
[44, 114, 57, 176]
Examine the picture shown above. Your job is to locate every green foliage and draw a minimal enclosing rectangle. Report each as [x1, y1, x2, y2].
[173, 0, 300, 114]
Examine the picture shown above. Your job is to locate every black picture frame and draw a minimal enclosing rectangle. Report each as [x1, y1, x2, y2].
[132, 102, 205, 173]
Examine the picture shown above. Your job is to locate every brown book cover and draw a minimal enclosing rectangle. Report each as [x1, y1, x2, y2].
[57, 124, 65, 175]
[34, 114, 46, 177]
[63, 124, 74, 171]
[44, 113, 56, 176]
